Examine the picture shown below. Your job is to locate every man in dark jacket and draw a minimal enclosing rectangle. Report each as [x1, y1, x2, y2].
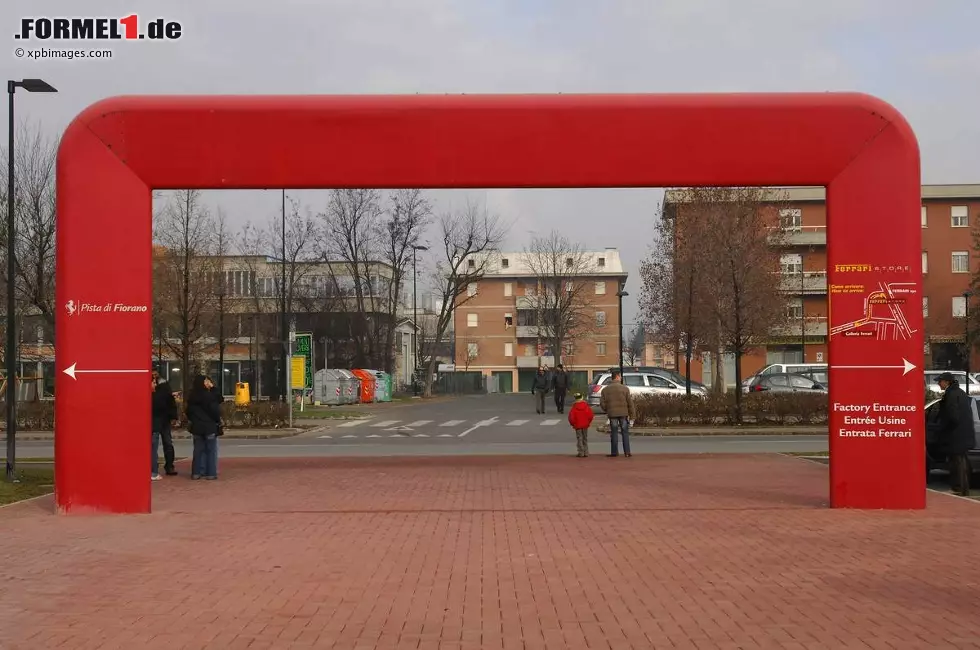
[531, 367, 550, 414]
[935, 372, 974, 496]
[552, 364, 569, 414]
[151, 369, 179, 478]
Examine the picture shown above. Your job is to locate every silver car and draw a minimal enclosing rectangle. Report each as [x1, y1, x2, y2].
[745, 372, 827, 393]
[588, 371, 707, 410]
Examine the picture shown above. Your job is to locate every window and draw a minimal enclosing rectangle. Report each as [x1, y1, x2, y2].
[648, 375, 672, 389]
[504, 342, 513, 357]
[780, 253, 802, 275]
[563, 342, 573, 356]
[503, 282, 513, 297]
[524, 345, 534, 356]
[565, 281, 573, 293]
[953, 296, 967, 318]
[595, 281, 606, 295]
[789, 375, 816, 389]
[767, 375, 789, 388]
[921, 206, 928, 227]
[952, 205, 969, 228]
[952, 251, 969, 274]
[598, 257, 605, 268]
[624, 374, 644, 387]
[467, 258, 475, 269]
[501, 258, 509, 268]
[786, 298, 803, 320]
[524, 284, 536, 297]
[467, 283, 478, 297]
[779, 208, 802, 231]
[467, 313, 478, 327]
[565, 257, 574, 268]
[595, 311, 607, 327]
[504, 313, 513, 328]
[923, 297, 929, 317]
[596, 341, 607, 356]
[922, 251, 928, 274]
[467, 342, 479, 359]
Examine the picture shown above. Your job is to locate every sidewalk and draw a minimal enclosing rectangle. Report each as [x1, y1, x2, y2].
[1, 454, 978, 648]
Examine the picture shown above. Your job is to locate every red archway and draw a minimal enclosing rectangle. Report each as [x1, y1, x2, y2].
[55, 93, 923, 514]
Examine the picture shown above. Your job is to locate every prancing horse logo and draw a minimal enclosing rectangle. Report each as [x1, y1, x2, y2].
[65, 300, 78, 317]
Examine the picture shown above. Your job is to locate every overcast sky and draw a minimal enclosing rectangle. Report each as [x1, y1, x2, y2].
[3, 0, 979, 325]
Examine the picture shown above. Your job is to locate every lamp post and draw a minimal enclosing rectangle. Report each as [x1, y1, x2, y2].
[411, 244, 428, 395]
[6, 78, 57, 483]
[965, 290, 973, 394]
[616, 284, 629, 375]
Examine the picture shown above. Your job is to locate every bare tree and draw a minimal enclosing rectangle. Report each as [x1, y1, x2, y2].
[423, 201, 507, 396]
[640, 199, 714, 394]
[519, 231, 597, 368]
[210, 208, 231, 393]
[622, 323, 645, 366]
[318, 189, 383, 368]
[377, 189, 432, 373]
[153, 190, 215, 390]
[683, 187, 789, 418]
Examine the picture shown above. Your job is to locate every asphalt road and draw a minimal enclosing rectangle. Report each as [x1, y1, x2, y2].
[15, 394, 829, 459]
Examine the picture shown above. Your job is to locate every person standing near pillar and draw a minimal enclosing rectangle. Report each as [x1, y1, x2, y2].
[935, 372, 974, 496]
[151, 367, 179, 479]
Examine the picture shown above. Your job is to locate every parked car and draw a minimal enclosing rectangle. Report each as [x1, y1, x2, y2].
[614, 366, 707, 392]
[925, 396, 980, 480]
[588, 371, 707, 410]
[745, 372, 827, 393]
[756, 362, 828, 377]
[924, 370, 980, 398]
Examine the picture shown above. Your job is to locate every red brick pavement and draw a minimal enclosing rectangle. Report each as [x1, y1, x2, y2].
[0, 454, 978, 649]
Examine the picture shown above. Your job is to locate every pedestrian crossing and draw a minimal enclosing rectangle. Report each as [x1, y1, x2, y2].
[320, 417, 567, 439]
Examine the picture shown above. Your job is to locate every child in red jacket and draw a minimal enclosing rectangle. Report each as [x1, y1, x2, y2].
[567, 392, 595, 457]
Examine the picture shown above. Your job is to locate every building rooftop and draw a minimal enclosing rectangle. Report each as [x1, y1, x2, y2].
[664, 184, 980, 204]
[471, 248, 627, 277]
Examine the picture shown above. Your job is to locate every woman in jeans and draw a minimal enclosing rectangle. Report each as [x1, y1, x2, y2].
[185, 374, 222, 480]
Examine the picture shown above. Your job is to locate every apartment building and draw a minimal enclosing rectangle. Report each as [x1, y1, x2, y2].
[453, 249, 628, 392]
[663, 184, 980, 387]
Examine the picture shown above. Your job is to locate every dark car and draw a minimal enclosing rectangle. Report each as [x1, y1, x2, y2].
[925, 396, 980, 480]
[746, 372, 827, 393]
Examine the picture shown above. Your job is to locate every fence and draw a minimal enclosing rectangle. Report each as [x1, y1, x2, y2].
[431, 371, 486, 395]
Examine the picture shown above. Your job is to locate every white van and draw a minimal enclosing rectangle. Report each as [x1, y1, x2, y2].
[757, 363, 827, 377]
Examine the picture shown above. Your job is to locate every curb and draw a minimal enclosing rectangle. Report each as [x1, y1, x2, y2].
[595, 426, 828, 436]
[16, 429, 305, 441]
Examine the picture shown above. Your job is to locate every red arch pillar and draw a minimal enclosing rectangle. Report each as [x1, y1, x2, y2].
[55, 93, 923, 513]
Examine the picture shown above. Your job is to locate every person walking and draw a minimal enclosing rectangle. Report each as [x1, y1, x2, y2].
[531, 367, 551, 414]
[567, 392, 595, 457]
[151, 368, 179, 480]
[186, 374, 222, 481]
[599, 371, 636, 457]
[935, 372, 975, 496]
[552, 364, 569, 414]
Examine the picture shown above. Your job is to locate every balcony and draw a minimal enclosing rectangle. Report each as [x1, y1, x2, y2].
[778, 271, 827, 294]
[515, 325, 556, 339]
[769, 226, 826, 247]
[516, 355, 555, 368]
[770, 318, 828, 338]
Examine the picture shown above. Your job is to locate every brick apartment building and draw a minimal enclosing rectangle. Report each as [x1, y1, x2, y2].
[662, 184, 980, 388]
[453, 249, 628, 392]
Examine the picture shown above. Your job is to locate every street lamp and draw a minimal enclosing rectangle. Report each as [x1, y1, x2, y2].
[6, 78, 57, 483]
[616, 284, 629, 375]
[965, 290, 973, 393]
[411, 244, 428, 396]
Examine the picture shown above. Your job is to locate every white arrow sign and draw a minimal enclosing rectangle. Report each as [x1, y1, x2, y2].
[832, 358, 916, 376]
[62, 362, 149, 380]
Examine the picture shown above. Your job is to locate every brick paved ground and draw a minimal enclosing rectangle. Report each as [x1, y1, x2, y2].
[0, 454, 978, 649]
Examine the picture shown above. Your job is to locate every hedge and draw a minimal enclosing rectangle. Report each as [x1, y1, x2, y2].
[4, 400, 291, 431]
[632, 393, 829, 427]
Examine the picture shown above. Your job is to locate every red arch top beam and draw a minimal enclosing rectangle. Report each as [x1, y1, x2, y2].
[56, 93, 922, 514]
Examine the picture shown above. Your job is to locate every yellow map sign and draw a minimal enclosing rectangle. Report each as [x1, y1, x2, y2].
[290, 355, 306, 390]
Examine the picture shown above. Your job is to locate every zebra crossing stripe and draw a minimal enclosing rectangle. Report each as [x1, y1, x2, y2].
[541, 419, 560, 426]
[413, 434, 430, 438]
[366, 434, 381, 438]
[439, 420, 464, 427]
[318, 435, 332, 439]
[371, 420, 400, 428]
[406, 420, 432, 427]
[507, 420, 529, 426]
[342, 434, 357, 438]
[437, 433, 453, 437]
[338, 420, 366, 428]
